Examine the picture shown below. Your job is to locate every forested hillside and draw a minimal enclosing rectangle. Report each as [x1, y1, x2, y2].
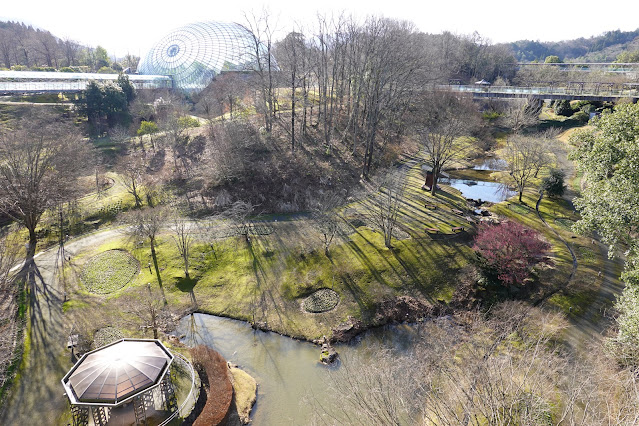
[504, 28, 639, 62]
[0, 21, 137, 71]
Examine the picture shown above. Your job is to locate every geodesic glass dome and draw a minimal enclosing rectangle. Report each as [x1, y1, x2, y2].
[137, 21, 271, 92]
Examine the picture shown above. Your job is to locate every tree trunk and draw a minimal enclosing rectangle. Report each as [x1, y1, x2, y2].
[132, 179, 142, 208]
[430, 169, 439, 196]
[384, 230, 392, 248]
[26, 226, 37, 261]
[149, 237, 166, 304]
[183, 252, 189, 278]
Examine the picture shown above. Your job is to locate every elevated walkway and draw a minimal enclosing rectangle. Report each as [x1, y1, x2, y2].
[0, 71, 173, 94]
[445, 83, 639, 102]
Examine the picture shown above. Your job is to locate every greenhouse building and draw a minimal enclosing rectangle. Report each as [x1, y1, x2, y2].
[137, 21, 274, 93]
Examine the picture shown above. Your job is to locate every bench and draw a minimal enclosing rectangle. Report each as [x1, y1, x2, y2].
[452, 226, 465, 233]
[425, 203, 437, 210]
[452, 209, 464, 216]
[425, 228, 439, 234]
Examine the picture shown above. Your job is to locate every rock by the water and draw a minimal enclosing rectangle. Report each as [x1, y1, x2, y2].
[319, 343, 338, 364]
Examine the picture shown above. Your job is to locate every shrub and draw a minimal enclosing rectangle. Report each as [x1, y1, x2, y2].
[572, 110, 590, 123]
[541, 168, 566, 198]
[190, 345, 233, 425]
[473, 221, 552, 288]
[30, 66, 55, 72]
[482, 110, 501, 122]
[97, 66, 117, 74]
[554, 100, 573, 117]
[178, 115, 201, 128]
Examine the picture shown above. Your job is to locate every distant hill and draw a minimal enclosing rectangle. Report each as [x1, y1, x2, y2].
[503, 29, 639, 62]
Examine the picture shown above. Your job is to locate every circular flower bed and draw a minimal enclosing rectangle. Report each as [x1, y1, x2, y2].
[80, 249, 140, 294]
[92, 327, 124, 349]
[303, 288, 340, 313]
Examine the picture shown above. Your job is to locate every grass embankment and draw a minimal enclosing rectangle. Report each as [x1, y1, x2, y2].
[59, 151, 590, 342]
[61, 162, 478, 340]
[229, 366, 257, 424]
[488, 124, 606, 319]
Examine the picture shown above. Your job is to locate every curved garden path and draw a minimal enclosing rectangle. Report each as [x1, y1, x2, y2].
[535, 181, 624, 354]
[0, 228, 123, 425]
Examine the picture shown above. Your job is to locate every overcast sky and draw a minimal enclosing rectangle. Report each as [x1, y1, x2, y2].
[2, 0, 638, 57]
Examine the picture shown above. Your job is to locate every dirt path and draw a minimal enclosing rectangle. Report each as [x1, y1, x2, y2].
[538, 134, 625, 354]
[561, 242, 624, 354]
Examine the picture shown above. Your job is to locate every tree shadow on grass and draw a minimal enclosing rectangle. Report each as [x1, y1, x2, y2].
[177, 276, 198, 293]
[176, 276, 199, 310]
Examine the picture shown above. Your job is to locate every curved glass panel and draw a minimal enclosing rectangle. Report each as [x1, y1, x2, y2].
[138, 21, 272, 92]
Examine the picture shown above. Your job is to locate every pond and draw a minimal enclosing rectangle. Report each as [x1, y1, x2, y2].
[472, 157, 508, 171]
[175, 313, 421, 425]
[441, 177, 516, 203]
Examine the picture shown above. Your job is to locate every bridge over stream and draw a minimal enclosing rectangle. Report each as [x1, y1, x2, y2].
[446, 82, 639, 102]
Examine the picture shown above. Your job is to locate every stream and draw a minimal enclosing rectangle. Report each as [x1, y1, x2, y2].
[175, 157, 513, 424]
[442, 157, 515, 203]
[176, 313, 421, 424]
[442, 178, 516, 203]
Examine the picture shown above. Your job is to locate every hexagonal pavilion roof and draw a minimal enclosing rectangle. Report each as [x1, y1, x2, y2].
[62, 339, 174, 406]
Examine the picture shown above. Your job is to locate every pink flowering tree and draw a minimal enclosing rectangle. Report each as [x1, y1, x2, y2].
[473, 221, 552, 288]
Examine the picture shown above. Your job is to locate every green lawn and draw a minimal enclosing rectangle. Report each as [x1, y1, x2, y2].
[60, 160, 586, 341]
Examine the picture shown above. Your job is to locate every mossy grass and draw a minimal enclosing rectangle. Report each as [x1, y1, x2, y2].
[229, 367, 257, 424]
[61, 161, 581, 340]
[62, 162, 481, 339]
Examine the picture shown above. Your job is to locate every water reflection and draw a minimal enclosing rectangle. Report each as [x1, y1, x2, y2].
[472, 158, 508, 171]
[176, 314, 422, 424]
[441, 178, 515, 203]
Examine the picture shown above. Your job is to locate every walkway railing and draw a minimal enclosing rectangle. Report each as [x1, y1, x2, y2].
[444, 84, 639, 100]
[158, 352, 200, 426]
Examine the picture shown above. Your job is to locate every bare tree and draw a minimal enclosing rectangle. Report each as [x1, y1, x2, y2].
[244, 9, 279, 133]
[366, 171, 406, 248]
[309, 191, 343, 256]
[222, 200, 257, 245]
[0, 229, 20, 290]
[171, 213, 194, 278]
[357, 18, 424, 178]
[122, 207, 167, 303]
[0, 115, 90, 260]
[196, 72, 248, 122]
[499, 96, 543, 133]
[312, 348, 420, 425]
[61, 38, 81, 67]
[122, 284, 171, 339]
[311, 303, 639, 425]
[116, 150, 147, 208]
[276, 29, 307, 151]
[416, 90, 480, 195]
[503, 134, 550, 202]
[33, 30, 60, 68]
